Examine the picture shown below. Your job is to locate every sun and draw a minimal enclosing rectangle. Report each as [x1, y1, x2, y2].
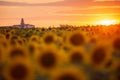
[96, 20, 118, 26]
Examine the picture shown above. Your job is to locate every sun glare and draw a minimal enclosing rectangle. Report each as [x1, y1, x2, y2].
[96, 20, 118, 26]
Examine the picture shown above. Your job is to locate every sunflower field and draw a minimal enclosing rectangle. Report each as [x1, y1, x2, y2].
[0, 24, 120, 80]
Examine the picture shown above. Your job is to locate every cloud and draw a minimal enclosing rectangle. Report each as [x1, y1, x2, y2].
[0, 0, 120, 7]
[54, 7, 120, 14]
[94, 0, 120, 1]
[0, 1, 31, 6]
[1, 0, 63, 3]
[53, 13, 120, 16]
[94, 0, 120, 6]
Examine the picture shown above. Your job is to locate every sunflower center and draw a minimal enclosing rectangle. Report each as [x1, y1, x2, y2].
[39, 52, 56, 69]
[10, 64, 28, 80]
[113, 38, 120, 50]
[92, 47, 106, 64]
[70, 52, 83, 64]
[116, 66, 120, 80]
[44, 35, 54, 44]
[57, 73, 78, 80]
[28, 45, 35, 54]
[70, 33, 84, 46]
[10, 49, 25, 58]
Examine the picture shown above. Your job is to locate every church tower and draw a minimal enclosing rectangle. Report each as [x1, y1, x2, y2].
[20, 18, 25, 28]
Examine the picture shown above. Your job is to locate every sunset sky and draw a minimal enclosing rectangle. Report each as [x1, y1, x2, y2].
[0, 0, 120, 27]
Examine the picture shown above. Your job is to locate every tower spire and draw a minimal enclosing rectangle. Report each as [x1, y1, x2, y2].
[21, 18, 25, 28]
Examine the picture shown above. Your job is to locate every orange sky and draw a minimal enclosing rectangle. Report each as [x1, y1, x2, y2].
[0, 0, 120, 27]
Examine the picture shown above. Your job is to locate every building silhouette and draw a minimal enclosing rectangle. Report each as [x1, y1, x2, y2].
[13, 18, 35, 28]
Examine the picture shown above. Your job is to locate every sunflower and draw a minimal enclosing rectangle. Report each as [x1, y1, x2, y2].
[17, 39, 24, 46]
[27, 42, 39, 56]
[9, 39, 18, 46]
[114, 64, 120, 80]
[0, 38, 9, 49]
[5, 33, 11, 40]
[0, 48, 3, 63]
[102, 58, 120, 73]
[51, 66, 87, 80]
[66, 31, 86, 47]
[3, 60, 34, 80]
[35, 45, 65, 74]
[0, 34, 6, 40]
[112, 37, 120, 51]
[0, 40, 9, 61]
[30, 35, 39, 43]
[88, 35, 98, 45]
[11, 35, 18, 41]
[43, 32, 57, 45]
[41, 27, 45, 31]
[110, 64, 120, 80]
[22, 38, 27, 44]
[54, 36, 63, 46]
[7, 46, 28, 60]
[89, 45, 112, 69]
[68, 47, 89, 66]
[10, 30, 15, 34]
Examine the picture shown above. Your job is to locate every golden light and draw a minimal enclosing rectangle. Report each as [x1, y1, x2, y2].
[96, 20, 118, 26]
